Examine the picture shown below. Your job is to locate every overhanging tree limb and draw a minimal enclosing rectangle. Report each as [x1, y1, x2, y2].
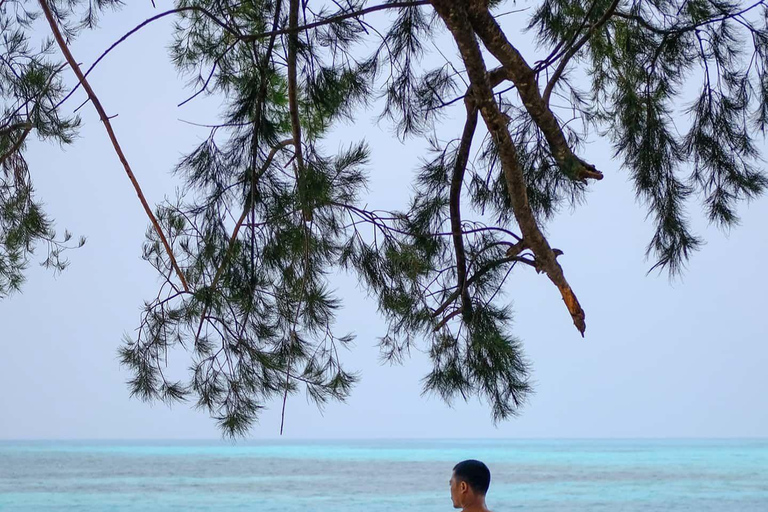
[432, 0, 587, 335]
[9, 0, 764, 435]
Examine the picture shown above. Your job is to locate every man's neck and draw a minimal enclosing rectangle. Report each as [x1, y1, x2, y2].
[461, 500, 490, 512]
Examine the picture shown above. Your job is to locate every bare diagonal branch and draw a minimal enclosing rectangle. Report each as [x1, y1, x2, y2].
[38, 0, 190, 292]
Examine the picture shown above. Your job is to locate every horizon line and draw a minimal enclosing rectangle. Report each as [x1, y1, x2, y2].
[2, 436, 767, 442]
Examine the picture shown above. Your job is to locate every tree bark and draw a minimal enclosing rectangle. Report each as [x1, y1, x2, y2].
[449, 100, 479, 320]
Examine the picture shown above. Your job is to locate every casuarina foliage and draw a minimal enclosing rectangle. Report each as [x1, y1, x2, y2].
[2, 0, 767, 435]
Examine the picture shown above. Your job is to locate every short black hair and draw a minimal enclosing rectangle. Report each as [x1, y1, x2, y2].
[453, 459, 491, 495]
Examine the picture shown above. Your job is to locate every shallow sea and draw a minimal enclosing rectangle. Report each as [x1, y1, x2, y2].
[1, 439, 767, 511]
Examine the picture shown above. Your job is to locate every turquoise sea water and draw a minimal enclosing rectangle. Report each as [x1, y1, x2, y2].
[1, 439, 767, 511]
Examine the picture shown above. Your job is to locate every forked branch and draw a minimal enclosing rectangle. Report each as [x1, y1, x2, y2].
[432, 0, 587, 334]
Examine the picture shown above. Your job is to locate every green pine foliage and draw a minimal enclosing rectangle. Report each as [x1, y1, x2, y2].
[0, 2, 88, 297]
[3, 0, 768, 435]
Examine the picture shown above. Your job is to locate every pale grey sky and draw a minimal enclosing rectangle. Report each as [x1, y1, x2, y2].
[1, 3, 766, 440]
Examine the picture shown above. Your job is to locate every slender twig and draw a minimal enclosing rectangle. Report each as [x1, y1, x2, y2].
[53, 6, 240, 110]
[38, 0, 189, 292]
[542, 0, 621, 105]
[432, 254, 535, 325]
[177, 40, 239, 107]
[240, 1, 429, 41]
[534, 0, 601, 75]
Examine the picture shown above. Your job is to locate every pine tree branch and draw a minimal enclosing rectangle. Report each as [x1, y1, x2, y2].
[613, 0, 766, 36]
[433, 308, 462, 332]
[193, 139, 294, 345]
[177, 40, 239, 108]
[39, 0, 190, 292]
[334, 200, 521, 241]
[534, 0, 602, 74]
[1, 62, 67, 169]
[464, 0, 603, 184]
[245, 0, 284, 303]
[431, 253, 536, 328]
[432, 0, 587, 335]
[450, 99, 478, 320]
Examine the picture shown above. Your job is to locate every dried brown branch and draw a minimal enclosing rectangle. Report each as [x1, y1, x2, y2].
[38, 0, 190, 292]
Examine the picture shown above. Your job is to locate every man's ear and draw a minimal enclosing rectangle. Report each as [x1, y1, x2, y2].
[459, 481, 468, 494]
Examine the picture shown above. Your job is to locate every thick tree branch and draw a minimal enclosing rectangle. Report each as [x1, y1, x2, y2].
[432, 0, 587, 335]
[464, 0, 603, 184]
[38, 0, 190, 292]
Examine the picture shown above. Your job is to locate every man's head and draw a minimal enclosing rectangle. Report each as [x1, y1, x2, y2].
[449, 459, 491, 509]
